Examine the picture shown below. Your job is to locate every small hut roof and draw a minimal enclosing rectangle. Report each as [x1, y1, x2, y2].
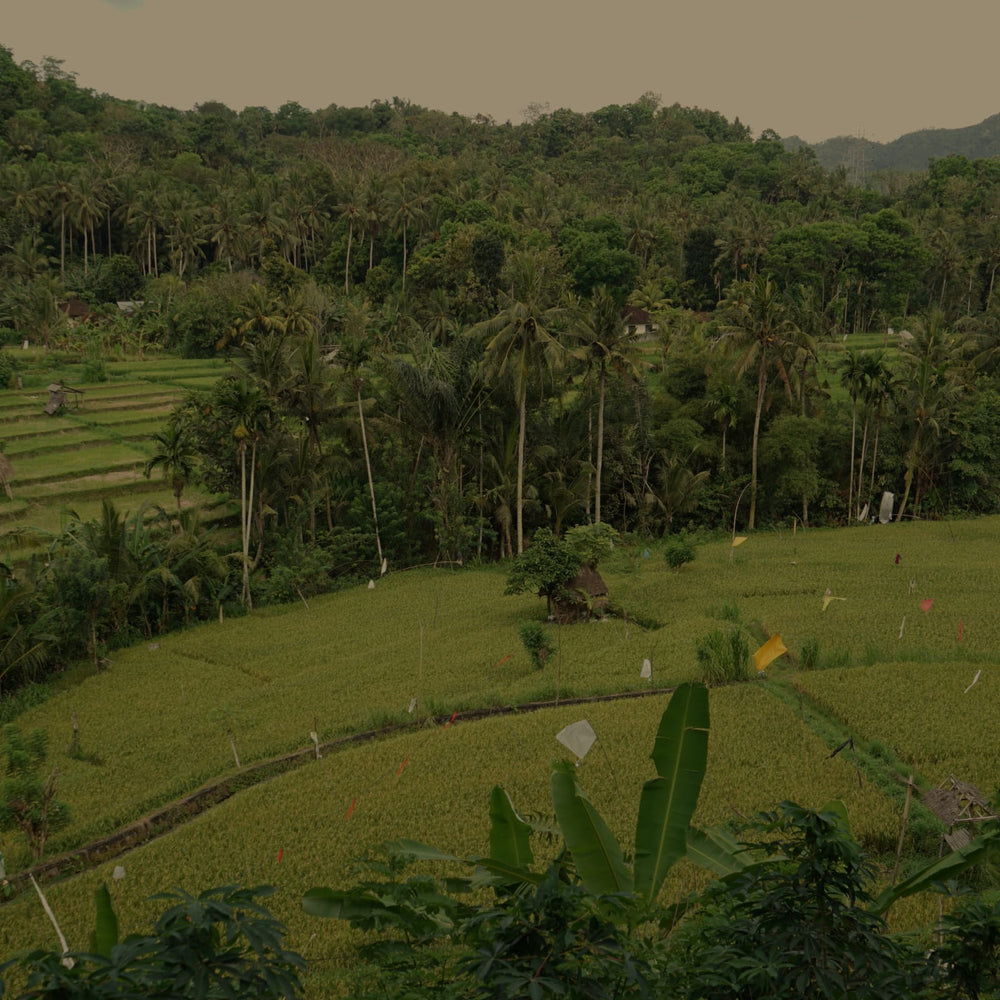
[922, 776, 994, 827]
[568, 565, 609, 598]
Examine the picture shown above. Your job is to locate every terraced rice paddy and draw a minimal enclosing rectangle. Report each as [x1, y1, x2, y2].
[0, 357, 229, 544]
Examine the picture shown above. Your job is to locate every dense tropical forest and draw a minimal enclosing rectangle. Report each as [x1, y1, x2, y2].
[2, 41, 1000, 687]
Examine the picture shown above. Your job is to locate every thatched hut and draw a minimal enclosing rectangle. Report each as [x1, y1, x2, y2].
[552, 564, 610, 623]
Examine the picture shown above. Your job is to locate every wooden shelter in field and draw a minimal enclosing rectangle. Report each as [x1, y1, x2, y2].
[922, 776, 996, 849]
[553, 565, 610, 623]
[45, 382, 84, 415]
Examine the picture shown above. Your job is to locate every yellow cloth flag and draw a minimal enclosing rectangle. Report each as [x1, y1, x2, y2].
[731, 536, 748, 548]
[754, 633, 788, 672]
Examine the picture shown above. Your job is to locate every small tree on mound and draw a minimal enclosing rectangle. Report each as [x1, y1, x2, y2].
[506, 525, 615, 621]
[0, 724, 69, 862]
[504, 528, 579, 618]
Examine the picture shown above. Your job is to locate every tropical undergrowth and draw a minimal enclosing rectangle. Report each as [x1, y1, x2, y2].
[299, 683, 1000, 1000]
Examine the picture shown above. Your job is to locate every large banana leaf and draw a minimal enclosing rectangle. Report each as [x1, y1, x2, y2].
[870, 830, 999, 916]
[488, 785, 534, 870]
[89, 883, 119, 958]
[633, 682, 709, 900]
[551, 760, 633, 895]
[685, 826, 751, 877]
[302, 884, 459, 938]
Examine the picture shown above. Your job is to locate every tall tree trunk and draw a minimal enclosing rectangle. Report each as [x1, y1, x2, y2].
[869, 414, 882, 499]
[595, 362, 606, 524]
[358, 385, 384, 571]
[847, 403, 857, 523]
[856, 412, 870, 520]
[344, 220, 353, 294]
[896, 428, 922, 522]
[401, 219, 408, 297]
[748, 355, 766, 530]
[240, 443, 251, 608]
[516, 381, 527, 554]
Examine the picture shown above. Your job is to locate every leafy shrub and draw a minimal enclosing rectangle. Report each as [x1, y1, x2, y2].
[664, 533, 696, 569]
[82, 344, 107, 383]
[661, 802, 930, 1000]
[930, 895, 1000, 998]
[519, 620, 555, 669]
[800, 635, 820, 670]
[0, 724, 69, 863]
[505, 528, 579, 617]
[2, 884, 305, 999]
[695, 627, 751, 686]
[565, 522, 616, 568]
[718, 601, 741, 623]
[0, 350, 17, 389]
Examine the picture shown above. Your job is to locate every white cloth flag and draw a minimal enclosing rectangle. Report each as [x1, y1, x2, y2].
[640, 658, 652, 679]
[879, 491, 894, 524]
[556, 720, 597, 760]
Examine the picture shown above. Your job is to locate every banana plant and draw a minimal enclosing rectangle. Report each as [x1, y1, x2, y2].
[305, 682, 724, 927]
[547, 680, 711, 901]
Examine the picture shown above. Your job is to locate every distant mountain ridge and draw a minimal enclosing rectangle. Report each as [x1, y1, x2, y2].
[783, 113, 1000, 175]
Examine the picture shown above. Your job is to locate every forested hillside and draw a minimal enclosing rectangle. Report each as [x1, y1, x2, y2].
[786, 112, 1000, 175]
[3, 41, 1000, 685]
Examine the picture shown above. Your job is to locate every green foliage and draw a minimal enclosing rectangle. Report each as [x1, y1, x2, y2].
[462, 865, 652, 1000]
[663, 533, 696, 569]
[81, 342, 108, 382]
[3, 884, 305, 999]
[930, 895, 1000, 999]
[504, 528, 579, 615]
[551, 759, 633, 895]
[303, 851, 467, 947]
[695, 626, 752, 686]
[565, 522, 615, 569]
[799, 635, 820, 670]
[518, 619, 555, 670]
[661, 802, 929, 1000]
[0, 724, 69, 861]
[0, 349, 17, 389]
[81, 254, 144, 304]
[633, 680, 710, 900]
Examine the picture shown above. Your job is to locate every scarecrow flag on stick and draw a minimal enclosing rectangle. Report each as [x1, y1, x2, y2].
[556, 720, 597, 761]
[732, 536, 748, 548]
[753, 634, 787, 673]
[822, 588, 846, 612]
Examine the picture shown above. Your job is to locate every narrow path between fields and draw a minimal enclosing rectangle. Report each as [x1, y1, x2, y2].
[3, 686, 677, 901]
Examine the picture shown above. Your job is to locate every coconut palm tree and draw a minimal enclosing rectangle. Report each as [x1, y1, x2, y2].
[716, 275, 807, 530]
[337, 300, 385, 572]
[338, 178, 362, 294]
[839, 348, 866, 521]
[386, 333, 486, 560]
[144, 420, 198, 522]
[471, 251, 570, 554]
[572, 285, 647, 525]
[387, 177, 427, 297]
[215, 377, 274, 607]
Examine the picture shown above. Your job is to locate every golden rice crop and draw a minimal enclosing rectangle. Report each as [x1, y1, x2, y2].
[793, 663, 1000, 793]
[0, 684, 900, 992]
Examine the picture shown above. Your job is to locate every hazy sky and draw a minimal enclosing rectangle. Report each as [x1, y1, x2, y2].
[5, 0, 999, 144]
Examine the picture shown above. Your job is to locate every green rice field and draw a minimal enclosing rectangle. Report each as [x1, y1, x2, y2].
[2, 513, 999, 994]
